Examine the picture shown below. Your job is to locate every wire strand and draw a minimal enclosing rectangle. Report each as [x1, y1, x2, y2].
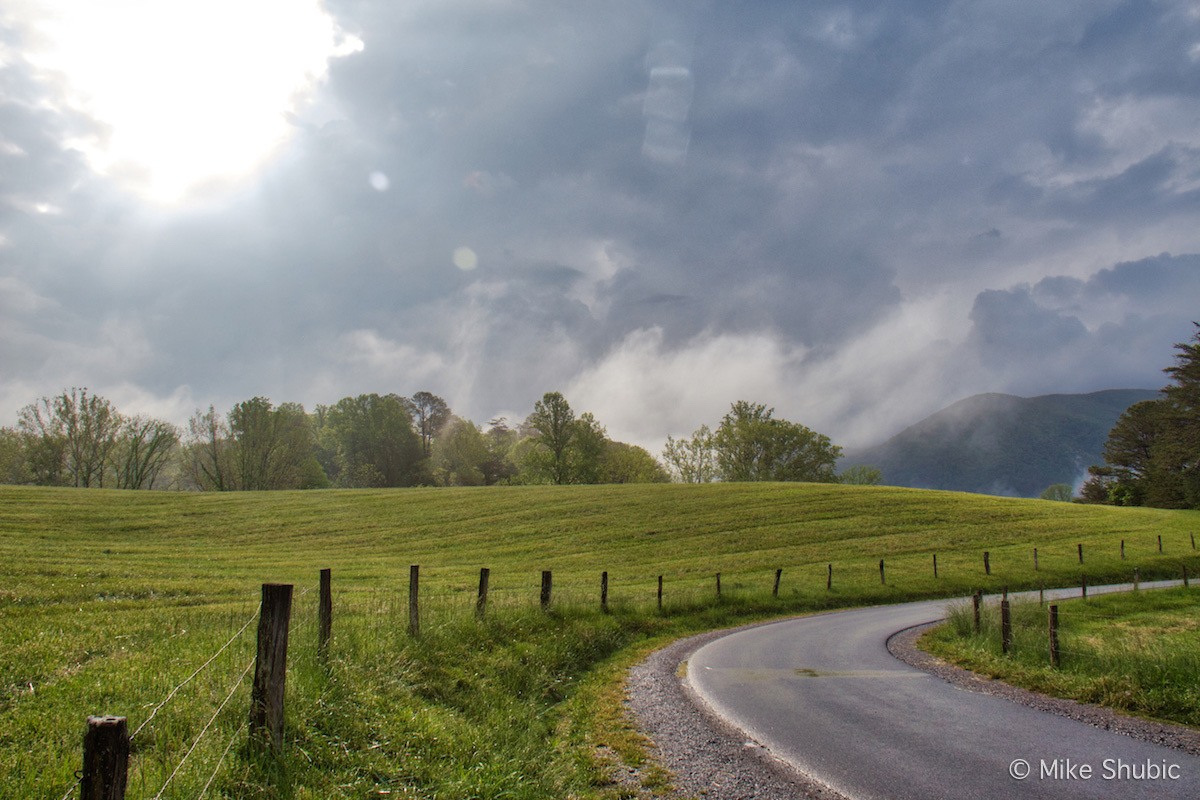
[131, 607, 258, 741]
[151, 657, 254, 800]
[195, 720, 247, 800]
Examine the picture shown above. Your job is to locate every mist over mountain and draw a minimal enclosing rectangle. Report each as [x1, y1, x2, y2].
[844, 389, 1160, 498]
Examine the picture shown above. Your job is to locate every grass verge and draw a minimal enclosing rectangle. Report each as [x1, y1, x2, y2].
[920, 585, 1200, 728]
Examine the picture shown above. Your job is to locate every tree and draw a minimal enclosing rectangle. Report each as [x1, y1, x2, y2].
[600, 441, 670, 483]
[324, 393, 423, 487]
[662, 425, 716, 483]
[0, 427, 30, 484]
[1038, 483, 1074, 502]
[712, 401, 841, 483]
[16, 398, 68, 486]
[185, 405, 234, 491]
[227, 398, 317, 490]
[839, 464, 883, 486]
[430, 416, 489, 486]
[569, 412, 607, 484]
[113, 416, 180, 490]
[1160, 322, 1200, 506]
[1085, 324, 1200, 508]
[16, 388, 122, 487]
[403, 391, 451, 456]
[524, 392, 576, 484]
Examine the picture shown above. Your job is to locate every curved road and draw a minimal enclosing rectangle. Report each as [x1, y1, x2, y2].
[686, 582, 1199, 799]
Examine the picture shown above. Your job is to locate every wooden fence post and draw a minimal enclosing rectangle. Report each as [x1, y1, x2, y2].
[318, 569, 332, 661]
[408, 565, 420, 637]
[81, 715, 129, 800]
[1184, 564, 1190, 589]
[1000, 599, 1012, 655]
[1078, 543, 1084, 565]
[715, 572, 722, 598]
[541, 570, 552, 609]
[1081, 573, 1087, 601]
[972, 590, 981, 634]
[773, 568, 783, 598]
[601, 571, 609, 612]
[250, 583, 292, 752]
[1134, 567, 1140, 591]
[827, 563, 832, 591]
[1120, 539, 1125, 560]
[983, 551, 991, 576]
[1158, 534, 1164, 553]
[476, 567, 490, 619]
[1048, 605, 1060, 668]
[657, 575, 663, 611]
[933, 553, 938, 578]
[879, 559, 886, 585]
[1192, 533, 1196, 551]
[1039, 584, 1044, 606]
[1033, 547, 1038, 571]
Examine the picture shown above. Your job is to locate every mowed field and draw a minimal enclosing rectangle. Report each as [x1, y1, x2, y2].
[3, 483, 1199, 799]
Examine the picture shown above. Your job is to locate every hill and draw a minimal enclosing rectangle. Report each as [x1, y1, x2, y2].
[4, 482, 1197, 798]
[845, 389, 1159, 497]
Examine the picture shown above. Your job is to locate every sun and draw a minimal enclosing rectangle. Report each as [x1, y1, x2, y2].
[23, 0, 363, 203]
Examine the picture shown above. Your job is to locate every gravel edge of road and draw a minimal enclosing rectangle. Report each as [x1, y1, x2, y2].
[625, 618, 852, 800]
[887, 622, 1200, 757]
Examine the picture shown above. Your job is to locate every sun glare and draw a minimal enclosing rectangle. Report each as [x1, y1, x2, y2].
[25, 0, 363, 203]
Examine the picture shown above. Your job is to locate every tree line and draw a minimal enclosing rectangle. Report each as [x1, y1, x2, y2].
[1083, 323, 1200, 509]
[0, 389, 862, 491]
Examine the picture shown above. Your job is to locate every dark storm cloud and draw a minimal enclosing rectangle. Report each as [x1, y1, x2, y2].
[3, 1, 1200, 449]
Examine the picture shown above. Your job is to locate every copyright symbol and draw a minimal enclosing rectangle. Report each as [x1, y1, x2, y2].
[1009, 759, 1031, 780]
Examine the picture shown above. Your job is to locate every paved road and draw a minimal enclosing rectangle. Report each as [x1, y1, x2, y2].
[686, 582, 1200, 800]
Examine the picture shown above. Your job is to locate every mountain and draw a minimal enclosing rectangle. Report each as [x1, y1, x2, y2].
[844, 389, 1160, 497]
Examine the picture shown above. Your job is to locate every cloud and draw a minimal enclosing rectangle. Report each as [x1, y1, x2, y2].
[3, 0, 1200, 454]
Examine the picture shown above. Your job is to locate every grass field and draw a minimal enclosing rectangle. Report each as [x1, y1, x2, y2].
[921, 586, 1200, 728]
[3, 482, 1199, 799]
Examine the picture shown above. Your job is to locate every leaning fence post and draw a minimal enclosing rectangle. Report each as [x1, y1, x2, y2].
[1048, 605, 1060, 668]
[879, 559, 886, 585]
[1000, 599, 1012, 655]
[81, 715, 129, 800]
[827, 563, 832, 591]
[1158, 534, 1164, 553]
[250, 583, 293, 752]
[972, 590, 981, 634]
[408, 565, 420, 637]
[601, 571, 609, 612]
[318, 569, 332, 660]
[476, 567, 490, 619]
[657, 575, 663, 611]
[773, 568, 783, 597]
[541, 570, 552, 609]
[933, 553, 938, 578]
[983, 551, 991, 576]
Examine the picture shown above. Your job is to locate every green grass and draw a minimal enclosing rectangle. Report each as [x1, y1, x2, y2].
[2, 482, 1199, 798]
[921, 586, 1200, 728]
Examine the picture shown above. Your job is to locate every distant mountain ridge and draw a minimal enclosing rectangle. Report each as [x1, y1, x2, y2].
[845, 389, 1160, 497]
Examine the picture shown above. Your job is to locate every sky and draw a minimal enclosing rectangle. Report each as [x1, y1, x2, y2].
[2, 0, 1200, 453]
